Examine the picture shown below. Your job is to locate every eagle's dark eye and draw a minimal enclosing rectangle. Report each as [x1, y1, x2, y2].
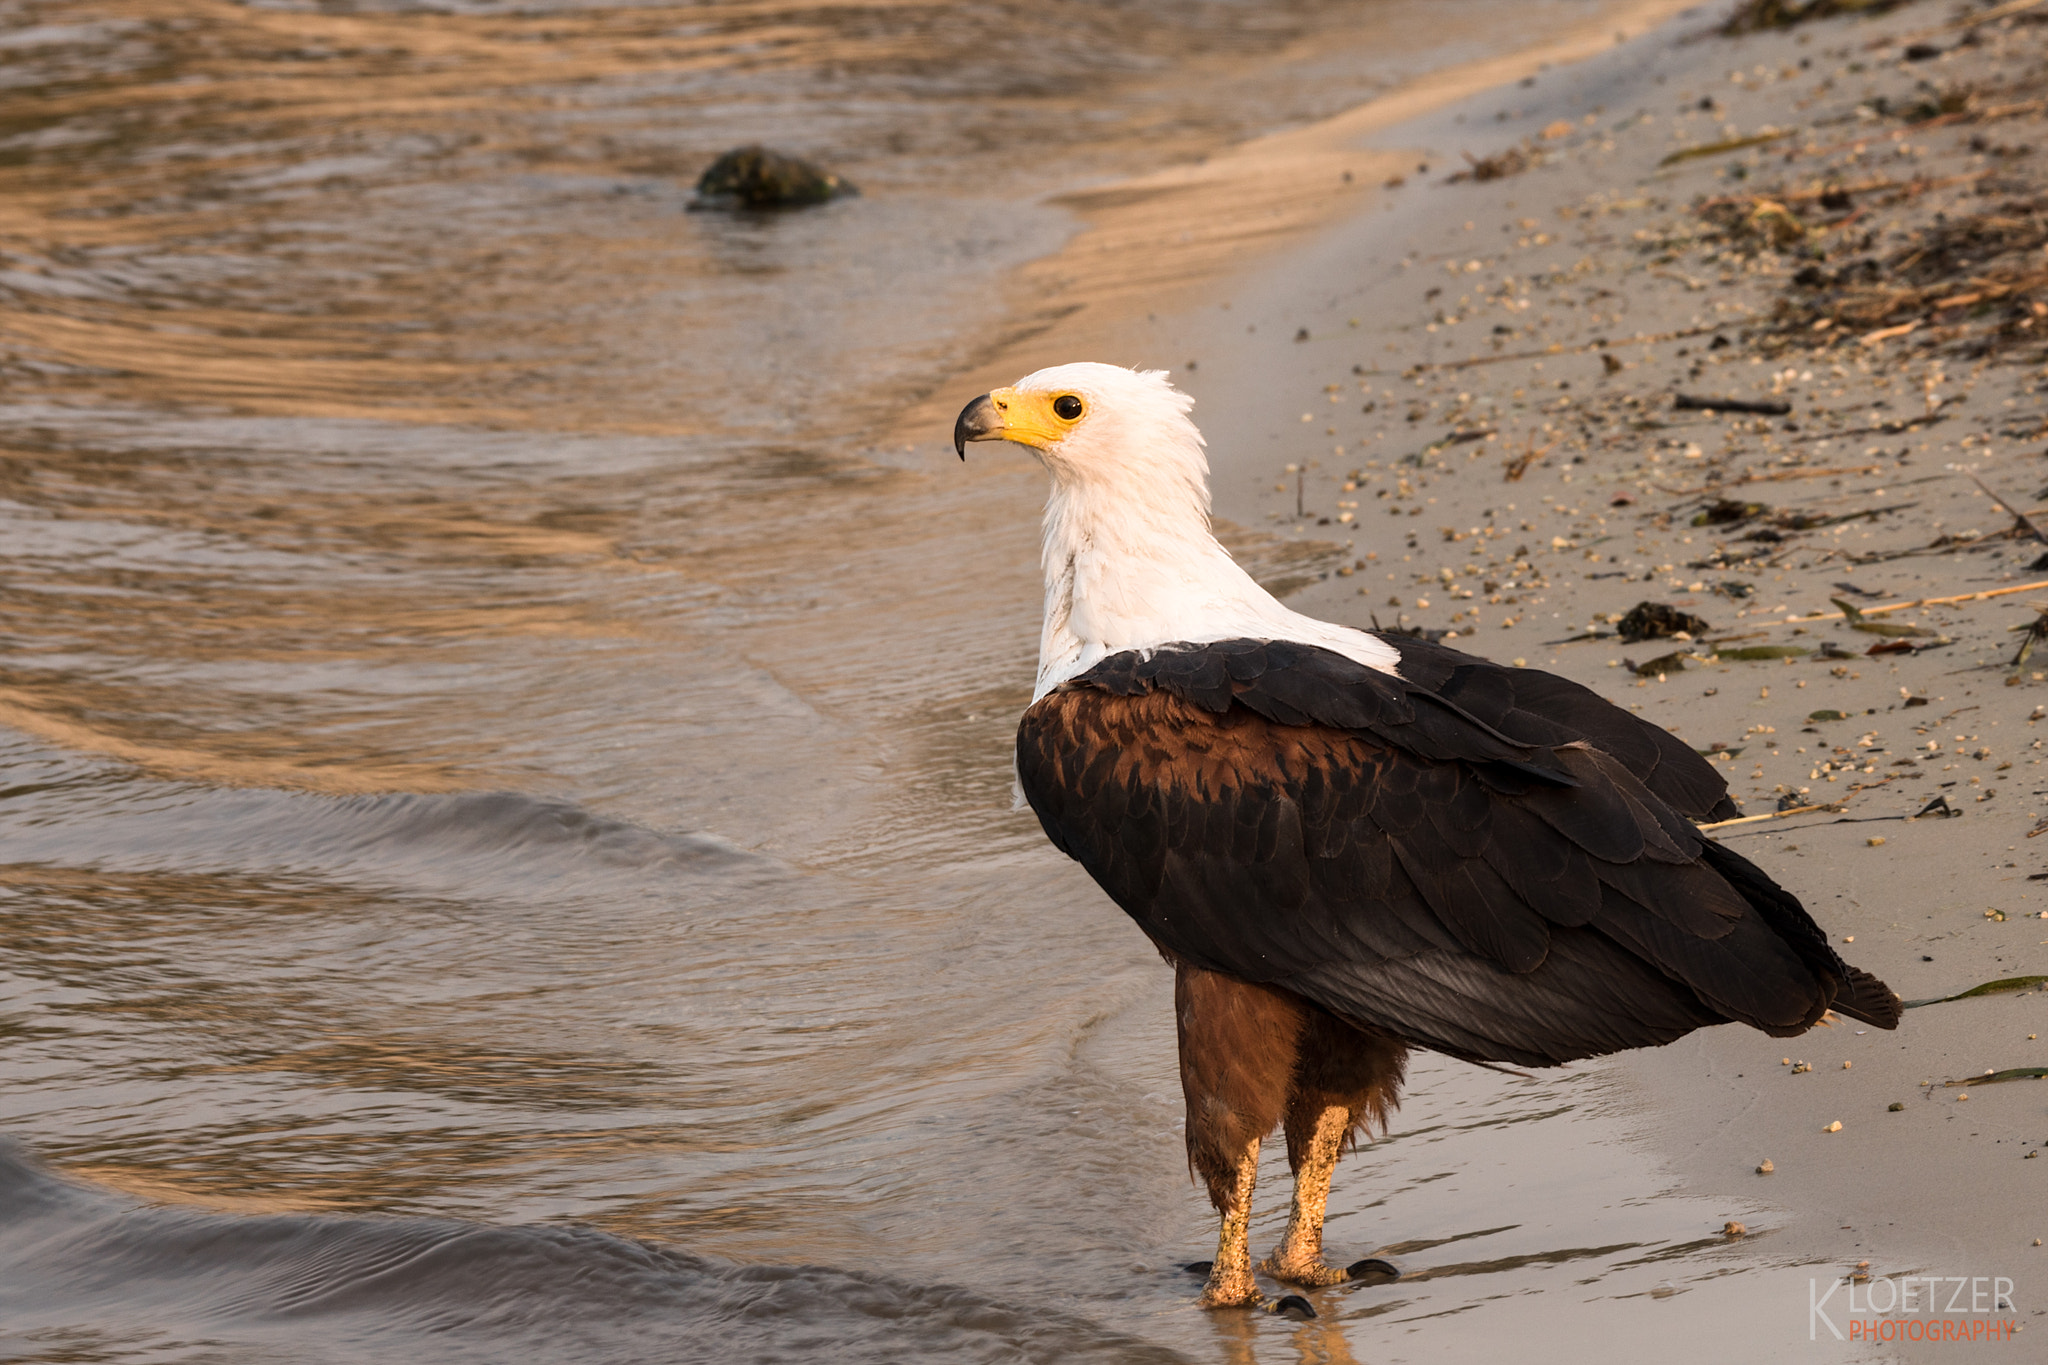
[1052, 394, 1084, 421]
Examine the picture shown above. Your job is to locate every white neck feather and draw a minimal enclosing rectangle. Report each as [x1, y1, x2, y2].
[1024, 366, 1401, 700]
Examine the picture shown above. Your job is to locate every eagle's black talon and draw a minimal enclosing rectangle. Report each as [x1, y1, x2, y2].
[1183, 1261, 1213, 1277]
[1346, 1257, 1400, 1283]
[1271, 1294, 1317, 1319]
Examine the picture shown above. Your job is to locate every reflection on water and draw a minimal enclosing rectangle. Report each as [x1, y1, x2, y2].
[0, 1, 1813, 1361]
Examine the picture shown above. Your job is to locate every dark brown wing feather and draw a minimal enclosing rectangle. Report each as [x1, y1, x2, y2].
[1015, 639, 1898, 1068]
[1380, 633, 1741, 822]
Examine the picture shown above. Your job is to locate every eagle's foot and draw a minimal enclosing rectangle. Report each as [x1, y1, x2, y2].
[1194, 1265, 1265, 1310]
[1260, 1252, 1401, 1288]
[1257, 1251, 1350, 1288]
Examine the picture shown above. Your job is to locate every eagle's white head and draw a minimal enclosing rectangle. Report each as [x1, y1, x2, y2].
[955, 362, 1400, 699]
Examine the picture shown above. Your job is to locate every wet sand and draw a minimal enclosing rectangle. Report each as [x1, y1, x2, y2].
[942, 0, 2048, 1356]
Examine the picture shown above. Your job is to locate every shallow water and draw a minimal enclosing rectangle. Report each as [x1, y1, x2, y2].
[0, 2, 1841, 1361]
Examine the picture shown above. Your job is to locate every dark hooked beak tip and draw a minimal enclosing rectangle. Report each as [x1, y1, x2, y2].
[953, 392, 1001, 460]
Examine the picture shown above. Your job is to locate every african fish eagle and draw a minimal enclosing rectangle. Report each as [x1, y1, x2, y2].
[953, 362, 1899, 1313]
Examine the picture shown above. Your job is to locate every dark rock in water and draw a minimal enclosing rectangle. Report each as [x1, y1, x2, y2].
[694, 146, 855, 209]
[1617, 601, 1712, 643]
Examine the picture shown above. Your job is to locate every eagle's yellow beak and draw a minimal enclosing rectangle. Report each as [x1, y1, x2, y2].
[952, 387, 1076, 458]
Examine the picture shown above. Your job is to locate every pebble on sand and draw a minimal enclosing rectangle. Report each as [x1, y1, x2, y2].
[1724, 1220, 1746, 1237]
[1824, 1120, 1842, 1132]
[1757, 1158, 1774, 1174]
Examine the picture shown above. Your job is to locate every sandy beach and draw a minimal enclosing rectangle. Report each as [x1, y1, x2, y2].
[936, 0, 2048, 1356]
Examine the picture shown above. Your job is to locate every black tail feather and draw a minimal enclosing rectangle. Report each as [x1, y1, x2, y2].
[1831, 964, 1903, 1030]
[1698, 838, 1901, 1031]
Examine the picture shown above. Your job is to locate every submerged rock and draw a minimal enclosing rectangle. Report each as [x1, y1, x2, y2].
[693, 146, 856, 209]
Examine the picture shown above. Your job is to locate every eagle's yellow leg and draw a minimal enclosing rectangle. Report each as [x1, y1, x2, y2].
[1197, 1134, 1266, 1309]
[1260, 1102, 1351, 1287]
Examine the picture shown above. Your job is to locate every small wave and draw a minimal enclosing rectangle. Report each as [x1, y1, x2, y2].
[0, 1141, 1190, 1365]
[0, 761, 766, 899]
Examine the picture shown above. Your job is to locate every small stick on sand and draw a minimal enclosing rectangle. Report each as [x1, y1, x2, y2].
[1778, 580, 2048, 625]
[1698, 802, 1840, 832]
[1962, 472, 2048, 546]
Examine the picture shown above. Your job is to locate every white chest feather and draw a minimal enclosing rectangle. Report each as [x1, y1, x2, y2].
[1033, 507, 1400, 699]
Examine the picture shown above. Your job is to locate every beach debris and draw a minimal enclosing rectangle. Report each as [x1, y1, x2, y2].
[1625, 651, 1691, 677]
[1697, 800, 1837, 831]
[1746, 200, 1807, 249]
[1618, 601, 1711, 643]
[1501, 433, 1559, 481]
[1889, 1102, 1905, 1111]
[1823, 1120, 1842, 1132]
[1693, 498, 1770, 527]
[1673, 394, 1792, 416]
[1912, 795, 1959, 820]
[1808, 709, 1849, 722]
[1721, 0, 1916, 35]
[1714, 644, 1810, 661]
[1792, 1060, 1813, 1074]
[1757, 1158, 1775, 1174]
[1760, 193, 2048, 360]
[1369, 614, 1449, 643]
[1831, 598, 1936, 639]
[694, 146, 856, 208]
[1941, 1067, 2048, 1088]
[1448, 146, 1533, 183]
[1723, 1220, 1747, 1237]
[1902, 975, 2048, 1009]
[1866, 837, 1886, 847]
[2009, 608, 2048, 673]
[1660, 131, 1792, 167]
[1963, 473, 2048, 546]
